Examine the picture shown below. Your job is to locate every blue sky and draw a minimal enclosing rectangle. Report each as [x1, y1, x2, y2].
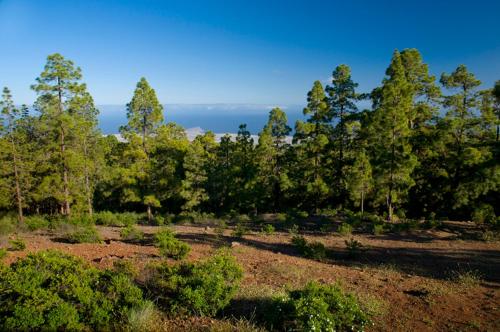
[1, 0, 499, 105]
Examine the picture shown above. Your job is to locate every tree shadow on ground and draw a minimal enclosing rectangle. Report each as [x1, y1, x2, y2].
[176, 230, 500, 284]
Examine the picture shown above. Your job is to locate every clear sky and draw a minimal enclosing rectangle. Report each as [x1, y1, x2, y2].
[1, 0, 499, 105]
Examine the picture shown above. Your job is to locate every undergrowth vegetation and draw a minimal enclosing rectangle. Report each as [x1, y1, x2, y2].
[154, 228, 191, 260]
[269, 282, 370, 331]
[0, 250, 146, 331]
[291, 235, 327, 260]
[146, 249, 243, 316]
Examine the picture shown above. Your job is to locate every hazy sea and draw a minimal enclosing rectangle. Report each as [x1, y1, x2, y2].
[98, 104, 306, 134]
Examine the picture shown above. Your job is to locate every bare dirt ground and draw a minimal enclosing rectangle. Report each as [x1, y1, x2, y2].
[4, 222, 500, 332]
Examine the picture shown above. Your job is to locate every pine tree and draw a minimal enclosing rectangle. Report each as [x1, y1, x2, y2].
[180, 133, 215, 212]
[492, 80, 500, 141]
[439, 65, 497, 213]
[31, 53, 95, 216]
[232, 124, 257, 212]
[370, 51, 417, 221]
[0, 88, 26, 221]
[255, 107, 291, 212]
[294, 81, 330, 212]
[326, 65, 365, 204]
[346, 148, 372, 214]
[121, 77, 164, 221]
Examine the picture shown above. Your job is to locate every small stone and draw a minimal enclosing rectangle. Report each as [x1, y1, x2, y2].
[231, 241, 240, 247]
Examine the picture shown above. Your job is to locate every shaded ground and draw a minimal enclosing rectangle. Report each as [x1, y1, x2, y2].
[3, 222, 500, 332]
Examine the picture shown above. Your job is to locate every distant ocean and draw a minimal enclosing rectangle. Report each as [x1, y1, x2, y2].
[98, 104, 306, 135]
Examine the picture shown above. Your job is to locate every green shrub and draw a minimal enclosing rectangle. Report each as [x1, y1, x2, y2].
[0, 248, 7, 260]
[271, 282, 370, 331]
[291, 234, 308, 250]
[95, 212, 144, 227]
[119, 212, 143, 226]
[288, 224, 299, 235]
[154, 229, 190, 260]
[345, 238, 363, 259]
[24, 215, 50, 231]
[232, 223, 248, 238]
[236, 214, 251, 223]
[94, 211, 121, 226]
[0, 250, 145, 330]
[372, 223, 385, 235]
[126, 301, 159, 332]
[153, 215, 166, 226]
[148, 250, 243, 316]
[338, 223, 353, 236]
[291, 235, 326, 260]
[215, 220, 228, 238]
[9, 238, 26, 251]
[422, 219, 442, 229]
[472, 204, 496, 224]
[65, 225, 102, 243]
[120, 225, 145, 242]
[481, 230, 499, 242]
[66, 214, 94, 226]
[261, 224, 275, 235]
[113, 259, 139, 279]
[319, 208, 339, 217]
[0, 215, 16, 236]
[275, 213, 287, 222]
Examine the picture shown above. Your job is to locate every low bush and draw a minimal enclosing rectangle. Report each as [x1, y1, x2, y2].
[481, 230, 499, 242]
[65, 225, 102, 243]
[9, 238, 26, 251]
[472, 204, 496, 224]
[153, 215, 166, 226]
[126, 301, 160, 332]
[235, 214, 251, 223]
[154, 229, 190, 260]
[275, 213, 288, 223]
[178, 211, 216, 224]
[291, 235, 327, 260]
[0, 250, 146, 330]
[215, 220, 228, 238]
[94, 211, 143, 226]
[94, 211, 121, 226]
[24, 215, 50, 231]
[113, 259, 140, 279]
[0, 215, 16, 236]
[450, 269, 482, 289]
[120, 225, 145, 242]
[345, 238, 363, 259]
[372, 223, 385, 235]
[232, 223, 249, 238]
[261, 224, 275, 235]
[338, 222, 353, 236]
[422, 219, 442, 229]
[148, 249, 243, 316]
[270, 282, 370, 331]
[0, 248, 7, 260]
[66, 214, 94, 226]
[288, 224, 299, 235]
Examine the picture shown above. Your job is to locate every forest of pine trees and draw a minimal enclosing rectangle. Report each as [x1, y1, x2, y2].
[1, 50, 499, 223]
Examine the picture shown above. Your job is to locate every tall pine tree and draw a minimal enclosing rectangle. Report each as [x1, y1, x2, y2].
[370, 51, 417, 221]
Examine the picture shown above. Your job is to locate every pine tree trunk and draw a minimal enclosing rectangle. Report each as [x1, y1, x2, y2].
[388, 120, 396, 223]
[361, 190, 364, 215]
[61, 125, 70, 216]
[58, 78, 70, 216]
[83, 139, 93, 216]
[12, 150, 24, 223]
[147, 204, 152, 222]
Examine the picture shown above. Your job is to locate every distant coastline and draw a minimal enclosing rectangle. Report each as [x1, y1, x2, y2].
[97, 104, 305, 135]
